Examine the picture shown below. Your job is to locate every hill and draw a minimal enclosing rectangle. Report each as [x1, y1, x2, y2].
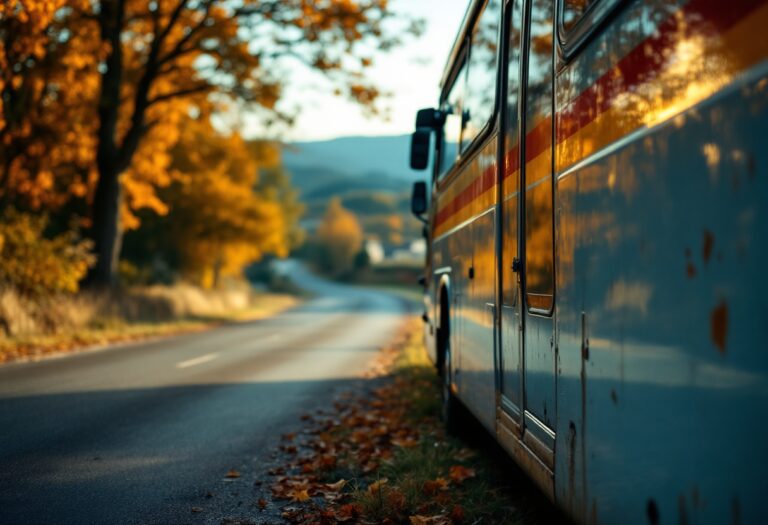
[282, 135, 421, 185]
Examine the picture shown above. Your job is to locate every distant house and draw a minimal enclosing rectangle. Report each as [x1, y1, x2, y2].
[364, 239, 385, 264]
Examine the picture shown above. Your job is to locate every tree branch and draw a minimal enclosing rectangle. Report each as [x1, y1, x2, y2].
[147, 84, 209, 107]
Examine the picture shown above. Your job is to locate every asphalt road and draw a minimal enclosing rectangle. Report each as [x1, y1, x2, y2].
[0, 261, 410, 524]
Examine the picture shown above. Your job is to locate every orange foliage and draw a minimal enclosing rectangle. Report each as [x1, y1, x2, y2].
[314, 197, 364, 275]
[163, 118, 290, 287]
[1, 0, 418, 286]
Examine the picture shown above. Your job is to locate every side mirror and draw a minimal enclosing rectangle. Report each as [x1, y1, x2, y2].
[415, 107, 445, 128]
[411, 181, 428, 223]
[410, 129, 431, 170]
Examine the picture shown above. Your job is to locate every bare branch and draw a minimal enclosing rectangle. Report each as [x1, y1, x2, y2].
[147, 84, 209, 107]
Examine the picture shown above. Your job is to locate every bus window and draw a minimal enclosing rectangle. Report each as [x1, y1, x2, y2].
[502, 0, 523, 307]
[523, 0, 554, 313]
[562, 0, 599, 32]
[462, 0, 502, 151]
[439, 61, 466, 178]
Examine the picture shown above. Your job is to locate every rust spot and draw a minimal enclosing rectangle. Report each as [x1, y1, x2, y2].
[647, 499, 660, 525]
[711, 300, 729, 354]
[610, 389, 618, 404]
[686, 263, 696, 278]
[703, 230, 714, 265]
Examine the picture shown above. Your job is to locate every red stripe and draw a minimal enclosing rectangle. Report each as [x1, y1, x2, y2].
[436, 0, 766, 232]
[435, 163, 497, 228]
[556, 0, 766, 145]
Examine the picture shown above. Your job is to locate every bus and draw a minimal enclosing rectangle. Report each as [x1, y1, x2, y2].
[408, 0, 768, 523]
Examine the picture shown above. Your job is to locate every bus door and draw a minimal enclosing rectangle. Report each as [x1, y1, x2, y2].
[500, 0, 556, 460]
[521, 0, 556, 456]
[498, 0, 525, 429]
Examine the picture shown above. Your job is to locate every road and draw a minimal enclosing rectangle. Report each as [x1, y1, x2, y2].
[0, 261, 410, 524]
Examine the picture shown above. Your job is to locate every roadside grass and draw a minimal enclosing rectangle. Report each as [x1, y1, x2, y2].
[0, 286, 300, 364]
[266, 318, 564, 525]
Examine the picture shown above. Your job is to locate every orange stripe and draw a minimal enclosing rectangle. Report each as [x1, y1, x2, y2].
[433, 0, 768, 234]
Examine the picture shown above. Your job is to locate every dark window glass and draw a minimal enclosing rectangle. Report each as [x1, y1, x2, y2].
[462, 0, 501, 152]
[562, 0, 599, 32]
[523, 0, 554, 313]
[439, 62, 466, 178]
[502, 0, 523, 307]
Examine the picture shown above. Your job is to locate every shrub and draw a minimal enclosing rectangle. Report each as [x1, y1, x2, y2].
[0, 210, 94, 297]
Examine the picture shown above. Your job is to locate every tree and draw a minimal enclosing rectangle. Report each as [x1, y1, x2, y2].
[314, 197, 363, 276]
[78, 0, 418, 286]
[122, 117, 294, 288]
[1, 1, 420, 287]
[0, 0, 102, 214]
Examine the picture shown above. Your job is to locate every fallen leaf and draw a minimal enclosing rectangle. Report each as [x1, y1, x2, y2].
[450, 505, 466, 523]
[422, 477, 450, 495]
[336, 503, 362, 522]
[386, 489, 406, 511]
[257, 498, 268, 510]
[368, 478, 388, 494]
[448, 465, 476, 483]
[291, 489, 310, 502]
[225, 469, 241, 479]
[326, 479, 347, 492]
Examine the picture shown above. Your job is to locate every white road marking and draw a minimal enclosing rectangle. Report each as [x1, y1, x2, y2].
[176, 353, 218, 369]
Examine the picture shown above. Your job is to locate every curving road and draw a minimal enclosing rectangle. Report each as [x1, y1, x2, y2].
[0, 261, 410, 524]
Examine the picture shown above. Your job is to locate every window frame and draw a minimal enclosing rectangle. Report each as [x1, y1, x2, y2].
[436, 0, 504, 188]
[556, 0, 623, 61]
[461, 0, 503, 154]
[436, 46, 469, 182]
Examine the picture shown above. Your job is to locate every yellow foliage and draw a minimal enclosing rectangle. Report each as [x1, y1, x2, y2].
[165, 119, 291, 287]
[314, 198, 363, 275]
[0, 211, 94, 296]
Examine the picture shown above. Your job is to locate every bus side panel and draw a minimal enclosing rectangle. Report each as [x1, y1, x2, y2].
[432, 137, 499, 432]
[554, 0, 768, 522]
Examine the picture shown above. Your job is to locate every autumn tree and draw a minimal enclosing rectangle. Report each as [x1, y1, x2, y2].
[122, 117, 296, 287]
[0, 0, 103, 213]
[75, 0, 419, 286]
[313, 197, 363, 276]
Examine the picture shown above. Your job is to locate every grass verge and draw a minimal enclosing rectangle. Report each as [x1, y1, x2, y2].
[0, 288, 299, 364]
[260, 317, 564, 525]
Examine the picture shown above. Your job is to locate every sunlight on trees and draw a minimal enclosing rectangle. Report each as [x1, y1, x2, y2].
[1, 0, 419, 287]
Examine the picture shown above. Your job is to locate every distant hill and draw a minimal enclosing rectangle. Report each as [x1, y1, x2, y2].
[282, 135, 421, 184]
[281, 134, 426, 245]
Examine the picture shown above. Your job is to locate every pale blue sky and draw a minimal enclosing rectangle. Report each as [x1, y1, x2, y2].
[241, 0, 469, 142]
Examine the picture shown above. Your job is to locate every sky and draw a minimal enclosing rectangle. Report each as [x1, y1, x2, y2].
[242, 0, 470, 142]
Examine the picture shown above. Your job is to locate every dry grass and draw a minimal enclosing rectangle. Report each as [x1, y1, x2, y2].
[0, 282, 299, 364]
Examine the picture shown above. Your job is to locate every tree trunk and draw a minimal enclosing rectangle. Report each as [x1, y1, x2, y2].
[87, 161, 122, 287]
[85, 0, 125, 288]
